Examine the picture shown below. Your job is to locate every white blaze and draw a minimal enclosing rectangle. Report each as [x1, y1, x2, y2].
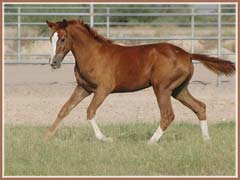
[50, 32, 58, 64]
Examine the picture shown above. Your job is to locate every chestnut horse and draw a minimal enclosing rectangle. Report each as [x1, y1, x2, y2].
[45, 19, 235, 144]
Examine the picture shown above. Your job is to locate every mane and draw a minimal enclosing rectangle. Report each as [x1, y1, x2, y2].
[67, 19, 113, 44]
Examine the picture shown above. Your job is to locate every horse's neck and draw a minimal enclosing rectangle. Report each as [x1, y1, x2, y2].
[70, 32, 101, 71]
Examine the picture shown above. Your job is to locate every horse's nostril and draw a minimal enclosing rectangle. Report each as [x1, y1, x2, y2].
[50, 61, 56, 66]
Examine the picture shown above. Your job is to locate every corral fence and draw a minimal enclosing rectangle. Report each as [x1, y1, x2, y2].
[4, 3, 236, 85]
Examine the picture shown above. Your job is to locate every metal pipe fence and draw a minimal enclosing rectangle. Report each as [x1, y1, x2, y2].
[3, 4, 236, 85]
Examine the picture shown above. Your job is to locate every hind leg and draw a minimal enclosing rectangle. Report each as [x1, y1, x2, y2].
[174, 87, 210, 140]
[148, 85, 175, 144]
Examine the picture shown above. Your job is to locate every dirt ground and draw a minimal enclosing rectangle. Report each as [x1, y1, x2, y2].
[4, 63, 236, 127]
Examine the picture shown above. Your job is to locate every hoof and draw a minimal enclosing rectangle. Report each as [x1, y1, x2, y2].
[147, 140, 157, 145]
[44, 131, 55, 141]
[99, 136, 113, 143]
[203, 135, 211, 141]
[102, 136, 113, 143]
[202, 136, 211, 145]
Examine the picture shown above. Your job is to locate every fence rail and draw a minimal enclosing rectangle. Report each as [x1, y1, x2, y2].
[4, 4, 236, 85]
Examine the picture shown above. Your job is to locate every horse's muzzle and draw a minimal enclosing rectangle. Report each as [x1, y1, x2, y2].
[49, 55, 62, 69]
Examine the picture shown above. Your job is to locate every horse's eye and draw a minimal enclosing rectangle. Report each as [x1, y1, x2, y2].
[60, 38, 65, 43]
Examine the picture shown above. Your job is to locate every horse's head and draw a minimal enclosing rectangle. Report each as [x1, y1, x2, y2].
[46, 19, 72, 69]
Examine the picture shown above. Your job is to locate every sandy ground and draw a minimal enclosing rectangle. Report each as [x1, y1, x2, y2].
[4, 63, 236, 127]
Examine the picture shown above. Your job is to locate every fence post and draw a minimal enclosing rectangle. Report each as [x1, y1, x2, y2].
[217, 4, 222, 86]
[17, 7, 21, 63]
[106, 8, 110, 38]
[191, 7, 195, 54]
[90, 3, 94, 28]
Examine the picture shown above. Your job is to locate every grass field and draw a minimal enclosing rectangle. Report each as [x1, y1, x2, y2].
[4, 122, 236, 176]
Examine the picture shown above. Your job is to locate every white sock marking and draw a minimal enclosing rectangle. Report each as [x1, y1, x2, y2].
[200, 120, 210, 140]
[148, 126, 164, 144]
[50, 32, 58, 64]
[90, 118, 105, 140]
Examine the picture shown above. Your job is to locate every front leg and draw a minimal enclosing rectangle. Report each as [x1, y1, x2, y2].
[87, 88, 112, 142]
[45, 85, 90, 139]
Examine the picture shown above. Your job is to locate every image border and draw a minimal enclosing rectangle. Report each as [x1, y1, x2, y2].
[1, 0, 239, 179]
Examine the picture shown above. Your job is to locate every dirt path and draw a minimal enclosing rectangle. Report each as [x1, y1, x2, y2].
[4, 64, 236, 127]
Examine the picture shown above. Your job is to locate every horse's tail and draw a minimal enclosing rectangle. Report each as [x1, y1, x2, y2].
[192, 54, 235, 76]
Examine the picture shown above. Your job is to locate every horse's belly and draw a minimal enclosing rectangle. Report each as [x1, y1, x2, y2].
[112, 61, 153, 92]
[113, 75, 151, 93]
[113, 84, 151, 93]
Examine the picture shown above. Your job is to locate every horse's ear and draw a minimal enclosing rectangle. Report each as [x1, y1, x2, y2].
[60, 19, 68, 29]
[46, 20, 57, 29]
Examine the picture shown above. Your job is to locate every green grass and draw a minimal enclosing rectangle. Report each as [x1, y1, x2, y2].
[4, 122, 236, 176]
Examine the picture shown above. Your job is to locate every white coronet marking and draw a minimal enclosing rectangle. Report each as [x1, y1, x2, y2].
[90, 118, 112, 142]
[50, 32, 58, 64]
[200, 120, 210, 140]
[148, 126, 164, 144]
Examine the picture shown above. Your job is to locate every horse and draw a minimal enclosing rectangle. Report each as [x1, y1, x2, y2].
[45, 19, 235, 144]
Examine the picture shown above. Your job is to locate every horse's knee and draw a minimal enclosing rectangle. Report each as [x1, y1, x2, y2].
[87, 108, 96, 120]
[196, 102, 206, 120]
[57, 107, 69, 119]
[169, 113, 175, 122]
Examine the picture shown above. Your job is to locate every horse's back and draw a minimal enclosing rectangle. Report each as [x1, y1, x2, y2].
[110, 43, 192, 93]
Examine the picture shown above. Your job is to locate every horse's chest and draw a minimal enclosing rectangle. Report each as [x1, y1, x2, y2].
[74, 67, 97, 92]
